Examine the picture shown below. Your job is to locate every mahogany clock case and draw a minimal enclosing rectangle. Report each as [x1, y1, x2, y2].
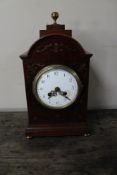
[20, 21, 92, 137]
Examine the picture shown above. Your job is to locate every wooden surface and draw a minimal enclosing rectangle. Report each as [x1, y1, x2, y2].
[0, 110, 117, 175]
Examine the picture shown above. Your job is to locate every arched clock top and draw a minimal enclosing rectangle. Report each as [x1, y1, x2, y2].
[32, 35, 84, 53]
[20, 34, 92, 61]
[20, 12, 92, 60]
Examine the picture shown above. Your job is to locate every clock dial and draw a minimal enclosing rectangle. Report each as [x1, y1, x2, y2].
[33, 65, 82, 109]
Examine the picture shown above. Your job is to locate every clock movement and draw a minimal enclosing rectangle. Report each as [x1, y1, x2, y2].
[20, 12, 93, 138]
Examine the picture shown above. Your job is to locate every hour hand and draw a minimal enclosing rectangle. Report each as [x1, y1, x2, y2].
[48, 90, 57, 99]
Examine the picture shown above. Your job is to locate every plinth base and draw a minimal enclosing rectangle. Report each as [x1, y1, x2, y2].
[26, 122, 90, 137]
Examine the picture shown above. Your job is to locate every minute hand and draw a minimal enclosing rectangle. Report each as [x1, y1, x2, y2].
[59, 91, 71, 101]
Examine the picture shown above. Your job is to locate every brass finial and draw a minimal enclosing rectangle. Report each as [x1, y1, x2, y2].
[51, 12, 59, 24]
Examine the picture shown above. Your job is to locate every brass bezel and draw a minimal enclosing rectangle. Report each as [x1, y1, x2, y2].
[32, 64, 82, 110]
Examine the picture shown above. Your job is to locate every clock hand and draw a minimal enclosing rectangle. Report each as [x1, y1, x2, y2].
[63, 95, 71, 101]
[55, 87, 61, 92]
[48, 90, 57, 99]
[54, 87, 71, 100]
[61, 92, 71, 101]
[56, 89, 71, 101]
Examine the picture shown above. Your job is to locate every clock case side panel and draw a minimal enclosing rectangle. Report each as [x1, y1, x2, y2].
[21, 59, 34, 124]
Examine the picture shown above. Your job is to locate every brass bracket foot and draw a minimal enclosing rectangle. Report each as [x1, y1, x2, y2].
[26, 136, 32, 139]
[84, 133, 90, 137]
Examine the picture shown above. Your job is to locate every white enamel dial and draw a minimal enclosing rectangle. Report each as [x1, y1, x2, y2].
[33, 65, 81, 109]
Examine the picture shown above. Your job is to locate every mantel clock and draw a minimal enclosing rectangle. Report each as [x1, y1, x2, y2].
[20, 12, 93, 138]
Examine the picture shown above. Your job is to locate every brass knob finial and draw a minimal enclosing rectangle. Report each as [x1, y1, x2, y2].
[51, 12, 59, 24]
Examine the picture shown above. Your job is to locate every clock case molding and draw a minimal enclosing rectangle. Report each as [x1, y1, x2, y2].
[20, 17, 93, 137]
